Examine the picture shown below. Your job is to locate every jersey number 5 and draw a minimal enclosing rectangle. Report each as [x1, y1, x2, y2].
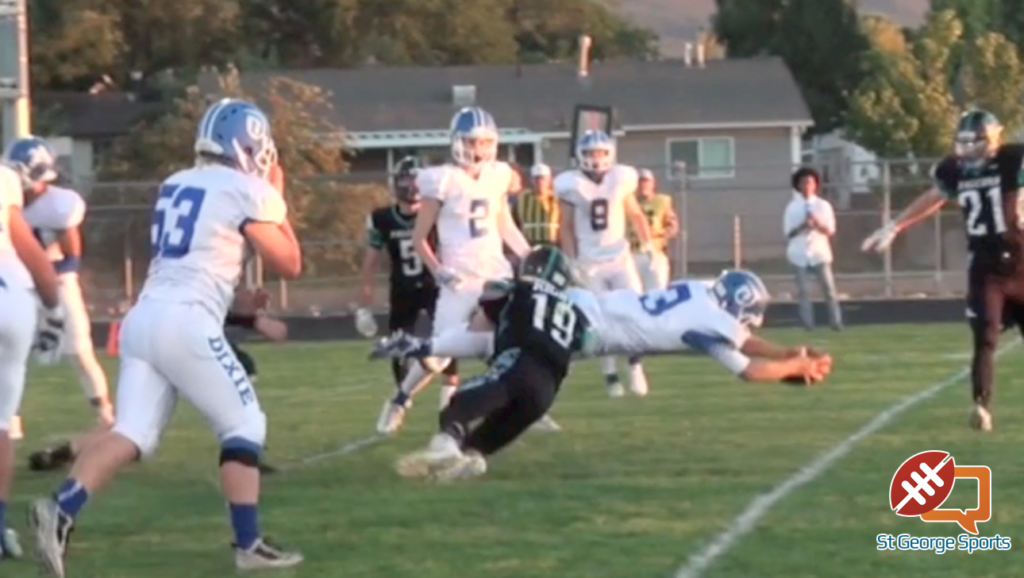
[590, 199, 608, 231]
[398, 238, 423, 276]
[152, 184, 207, 259]
[959, 187, 1008, 237]
[532, 292, 578, 348]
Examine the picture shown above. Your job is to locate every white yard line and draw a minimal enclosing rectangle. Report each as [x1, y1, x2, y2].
[672, 340, 1017, 578]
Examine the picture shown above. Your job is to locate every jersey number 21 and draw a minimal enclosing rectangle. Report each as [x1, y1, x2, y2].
[152, 184, 207, 259]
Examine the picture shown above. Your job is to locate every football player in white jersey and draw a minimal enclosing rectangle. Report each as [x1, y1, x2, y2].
[374, 270, 832, 386]
[375, 106, 531, 434]
[0, 164, 65, 560]
[28, 99, 304, 577]
[2, 137, 113, 432]
[555, 130, 655, 397]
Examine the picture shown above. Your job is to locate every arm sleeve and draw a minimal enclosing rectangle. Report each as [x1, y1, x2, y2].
[930, 158, 957, 199]
[366, 213, 384, 249]
[241, 180, 287, 226]
[417, 167, 445, 201]
[56, 192, 86, 229]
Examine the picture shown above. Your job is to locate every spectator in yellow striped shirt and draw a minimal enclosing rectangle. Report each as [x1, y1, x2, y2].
[630, 169, 679, 290]
[513, 163, 561, 247]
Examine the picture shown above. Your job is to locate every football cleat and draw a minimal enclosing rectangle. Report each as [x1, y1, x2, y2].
[969, 404, 993, 431]
[29, 498, 73, 578]
[376, 398, 411, 435]
[234, 537, 304, 571]
[607, 380, 625, 398]
[1, 527, 23, 559]
[529, 414, 562, 433]
[395, 433, 464, 478]
[628, 365, 649, 397]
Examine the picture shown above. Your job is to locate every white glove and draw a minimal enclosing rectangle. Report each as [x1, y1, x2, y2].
[354, 307, 378, 338]
[861, 220, 899, 253]
[34, 304, 66, 366]
[434, 266, 461, 290]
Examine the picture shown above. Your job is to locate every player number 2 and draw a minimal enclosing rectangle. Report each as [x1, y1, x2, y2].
[959, 187, 1007, 236]
[152, 184, 207, 259]
[589, 199, 608, 231]
[398, 238, 423, 276]
[532, 292, 577, 348]
[468, 199, 489, 238]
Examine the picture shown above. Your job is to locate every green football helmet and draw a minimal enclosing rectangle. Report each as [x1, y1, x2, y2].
[955, 109, 1002, 164]
[518, 246, 578, 289]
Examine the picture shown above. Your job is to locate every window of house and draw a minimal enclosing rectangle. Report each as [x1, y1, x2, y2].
[665, 137, 735, 179]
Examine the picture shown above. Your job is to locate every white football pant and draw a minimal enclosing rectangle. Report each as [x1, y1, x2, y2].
[633, 250, 670, 291]
[112, 300, 266, 457]
[43, 274, 110, 403]
[0, 287, 37, 432]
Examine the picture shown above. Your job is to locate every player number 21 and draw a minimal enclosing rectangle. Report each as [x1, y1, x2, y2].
[152, 183, 207, 259]
[532, 292, 577, 348]
[959, 187, 1007, 236]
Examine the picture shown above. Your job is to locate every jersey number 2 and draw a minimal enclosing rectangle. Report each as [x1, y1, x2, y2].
[469, 199, 489, 238]
[152, 184, 207, 259]
[959, 187, 1007, 237]
[532, 292, 577, 348]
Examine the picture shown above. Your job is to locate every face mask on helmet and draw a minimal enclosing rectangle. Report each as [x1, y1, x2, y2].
[452, 132, 497, 166]
[393, 174, 420, 207]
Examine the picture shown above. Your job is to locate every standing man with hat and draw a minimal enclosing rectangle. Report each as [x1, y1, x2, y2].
[783, 167, 843, 331]
[630, 168, 678, 290]
[514, 164, 561, 247]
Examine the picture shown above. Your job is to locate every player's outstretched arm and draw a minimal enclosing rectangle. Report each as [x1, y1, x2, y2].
[861, 187, 946, 253]
[497, 198, 530, 258]
[741, 335, 825, 360]
[412, 198, 444, 274]
[739, 354, 831, 383]
[10, 206, 60, 308]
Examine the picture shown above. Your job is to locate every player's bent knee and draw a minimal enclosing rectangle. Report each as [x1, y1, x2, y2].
[219, 438, 262, 468]
[111, 424, 157, 459]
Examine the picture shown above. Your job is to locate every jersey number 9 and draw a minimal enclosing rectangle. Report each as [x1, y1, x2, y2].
[152, 184, 207, 259]
[589, 199, 608, 231]
[532, 292, 578, 349]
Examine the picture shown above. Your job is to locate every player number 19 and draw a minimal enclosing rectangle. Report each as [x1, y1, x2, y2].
[959, 187, 1007, 236]
[532, 292, 577, 348]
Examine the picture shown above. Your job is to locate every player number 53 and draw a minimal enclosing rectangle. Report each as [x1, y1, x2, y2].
[152, 184, 207, 259]
[532, 293, 577, 348]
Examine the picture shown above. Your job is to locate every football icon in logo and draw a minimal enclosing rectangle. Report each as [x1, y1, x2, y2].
[889, 450, 956, 516]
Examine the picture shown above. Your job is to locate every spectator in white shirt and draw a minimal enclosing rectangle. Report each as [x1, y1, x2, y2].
[783, 167, 843, 331]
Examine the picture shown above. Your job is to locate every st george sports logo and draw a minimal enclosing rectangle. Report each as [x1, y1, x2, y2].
[877, 450, 1011, 554]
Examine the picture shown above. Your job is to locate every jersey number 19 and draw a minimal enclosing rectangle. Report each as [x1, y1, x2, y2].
[532, 292, 578, 349]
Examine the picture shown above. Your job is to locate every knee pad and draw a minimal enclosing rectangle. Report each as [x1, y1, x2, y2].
[220, 437, 262, 467]
[219, 410, 267, 452]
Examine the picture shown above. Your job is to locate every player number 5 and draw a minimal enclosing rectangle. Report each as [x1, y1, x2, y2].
[532, 293, 577, 348]
[398, 238, 423, 276]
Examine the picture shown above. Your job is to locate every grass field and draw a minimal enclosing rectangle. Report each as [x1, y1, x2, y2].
[3, 323, 1022, 578]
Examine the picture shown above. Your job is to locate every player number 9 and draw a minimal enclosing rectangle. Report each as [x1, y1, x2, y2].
[589, 199, 608, 231]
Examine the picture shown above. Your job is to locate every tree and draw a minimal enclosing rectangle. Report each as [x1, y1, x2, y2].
[846, 10, 1024, 159]
[94, 73, 386, 280]
[712, 0, 868, 132]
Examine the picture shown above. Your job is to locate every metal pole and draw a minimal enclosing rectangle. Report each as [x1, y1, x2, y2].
[733, 214, 742, 268]
[672, 161, 689, 277]
[0, 0, 31, 148]
[881, 160, 893, 298]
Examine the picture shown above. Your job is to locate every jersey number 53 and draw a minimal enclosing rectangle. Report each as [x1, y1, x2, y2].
[152, 184, 207, 259]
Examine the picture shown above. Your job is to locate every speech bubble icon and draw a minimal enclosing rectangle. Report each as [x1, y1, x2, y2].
[919, 465, 991, 534]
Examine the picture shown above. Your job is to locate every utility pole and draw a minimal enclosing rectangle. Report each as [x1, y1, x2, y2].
[0, 0, 30, 150]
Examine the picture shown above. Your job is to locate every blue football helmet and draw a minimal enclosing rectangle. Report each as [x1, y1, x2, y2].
[194, 98, 277, 179]
[2, 136, 59, 191]
[575, 130, 615, 174]
[450, 107, 498, 168]
[712, 269, 770, 327]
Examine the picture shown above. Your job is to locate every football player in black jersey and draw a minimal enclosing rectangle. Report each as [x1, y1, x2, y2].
[393, 246, 589, 481]
[862, 109, 1024, 431]
[355, 157, 459, 433]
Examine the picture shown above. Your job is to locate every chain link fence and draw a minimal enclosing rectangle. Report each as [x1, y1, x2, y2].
[75, 157, 966, 319]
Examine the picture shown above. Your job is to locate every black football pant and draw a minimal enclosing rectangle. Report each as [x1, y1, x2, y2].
[388, 289, 458, 385]
[967, 269, 1024, 408]
[440, 350, 558, 456]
